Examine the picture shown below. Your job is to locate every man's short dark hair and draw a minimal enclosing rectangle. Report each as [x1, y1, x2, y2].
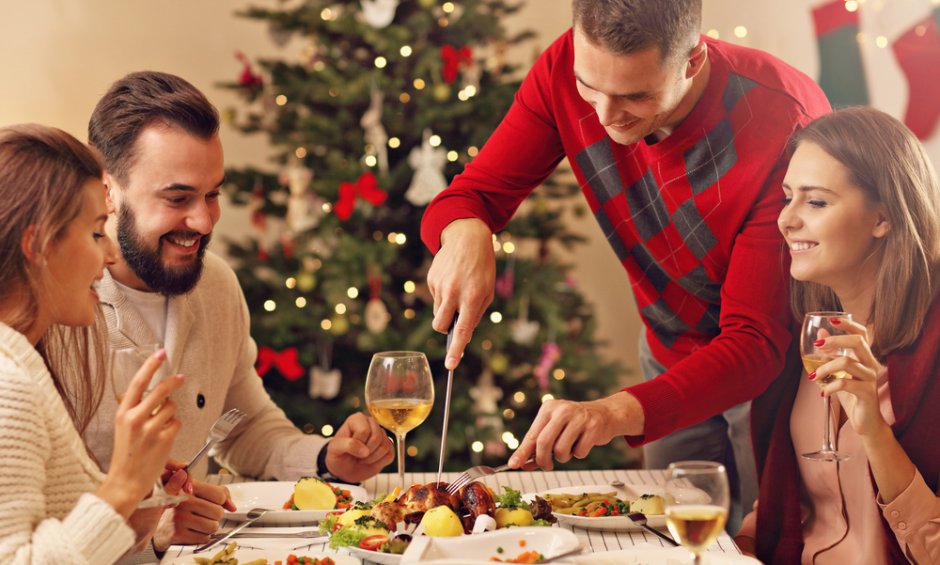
[572, 0, 702, 63]
[88, 71, 219, 183]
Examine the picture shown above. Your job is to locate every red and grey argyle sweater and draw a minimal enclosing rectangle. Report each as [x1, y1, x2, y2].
[421, 30, 831, 443]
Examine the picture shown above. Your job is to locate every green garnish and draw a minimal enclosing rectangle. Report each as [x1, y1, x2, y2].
[495, 486, 530, 510]
[329, 527, 368, 549]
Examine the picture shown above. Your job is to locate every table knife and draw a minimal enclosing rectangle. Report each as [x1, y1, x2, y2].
[437, 315, 457, 484]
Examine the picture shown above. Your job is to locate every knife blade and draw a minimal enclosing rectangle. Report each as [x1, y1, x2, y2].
[437, 315, 457, 484]
[208, 530, 325, 541]
[194, 507, 267, 553]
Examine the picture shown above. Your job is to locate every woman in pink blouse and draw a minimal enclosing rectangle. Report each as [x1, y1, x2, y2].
[736, 107, 940, 563]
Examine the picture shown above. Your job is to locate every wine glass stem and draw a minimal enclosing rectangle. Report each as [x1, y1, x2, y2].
[822, 395, 834, 452]
[396, 432, 406, 487]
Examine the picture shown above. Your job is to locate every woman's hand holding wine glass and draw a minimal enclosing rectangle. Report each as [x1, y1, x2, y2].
[800, 312, 854, 462]
[809, 317, 889, 439]
[365, 351, 434, 488]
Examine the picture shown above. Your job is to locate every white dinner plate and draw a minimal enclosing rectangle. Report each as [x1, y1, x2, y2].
[346, 545, 403, 564]
[529, 484, 668, 531]
[163, 545, 359, 565]
[223, 481, 370, 525]
[573, 547, 760, 564]
[401, 526, 580, 564]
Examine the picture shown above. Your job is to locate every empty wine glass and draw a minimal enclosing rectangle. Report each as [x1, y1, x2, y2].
[800, 311, 853, 462]
[665, 461, 730, 565]
[364, 351, 434, 488]
[110, 343, 188, 508]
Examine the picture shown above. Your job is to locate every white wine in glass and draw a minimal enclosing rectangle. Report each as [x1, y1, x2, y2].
[800, 311, 852, 462]
[110, 344, 188, 509]
[665, 461, 729, 565]
[365, 351, 434, 488]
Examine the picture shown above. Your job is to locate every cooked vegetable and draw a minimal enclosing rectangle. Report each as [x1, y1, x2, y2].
[419, 505, 464, 537]
[494, 507, 534, 528]
[629, 493, 665, 515]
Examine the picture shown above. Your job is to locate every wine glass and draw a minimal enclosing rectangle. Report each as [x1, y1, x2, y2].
[800, 311, 853, 462]
[665, 461, 730, 565]
[365, 351, 435, 488]
[110, 344, 188, 508]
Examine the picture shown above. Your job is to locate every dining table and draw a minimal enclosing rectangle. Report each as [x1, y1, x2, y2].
[160, 468, 745, 564]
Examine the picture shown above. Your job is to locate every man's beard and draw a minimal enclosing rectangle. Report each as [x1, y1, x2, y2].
[117, 205, 210, 296]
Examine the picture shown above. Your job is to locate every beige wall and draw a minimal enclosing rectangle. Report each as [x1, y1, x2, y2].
[4, 1, 935, 388]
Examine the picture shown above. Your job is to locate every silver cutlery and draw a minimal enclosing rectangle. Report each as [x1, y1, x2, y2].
[195, 507, 268, 553]
[609, 479, 640, 499]
[627, 512, 679, 547]
[208, 530, 325, 541]
[437, 316, 457, 484]
[184, 408, 246, 472]
[446, 456, 536, 494]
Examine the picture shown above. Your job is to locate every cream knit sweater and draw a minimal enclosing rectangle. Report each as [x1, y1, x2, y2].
[0, 323, 134, 564]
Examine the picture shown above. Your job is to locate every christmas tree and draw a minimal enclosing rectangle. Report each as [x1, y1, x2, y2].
[220, 0, 629, 472]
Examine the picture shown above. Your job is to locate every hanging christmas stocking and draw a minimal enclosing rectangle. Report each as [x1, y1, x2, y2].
[813, 0, 869, 107]
[893, 8, 940, 140]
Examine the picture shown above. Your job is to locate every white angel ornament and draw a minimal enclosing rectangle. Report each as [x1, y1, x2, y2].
[405, 129, 448, 206]
[360, 86, 389, 175]
[361, 0, 400, 29]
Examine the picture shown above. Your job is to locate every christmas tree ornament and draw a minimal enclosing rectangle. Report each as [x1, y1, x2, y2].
[469, 366, 503, 415]
[360, 85, 389, 175]
[510, 295, 540, 345]
[309, 366, 342, 399]
[432, 82, 451, 101]
[489, 352, 510, 374]
[441, 45, 473, 84]
[360, 0, 399, 29]
[249, 178, 269, 260]
[365, 276, 390, 333]
[470, 365, 506, 458]
[280, 231, 295, 259]
[256, 346, 305, 381]
[405, 129, 448, 206]
[534, 342, 561, 392]
[334, 171, 387, 220]
[268, 24, 292, 47]
[494, 256, 515, 300]
[235, 51, 264, 90]
[812, 0, 869, 107]
[296, 270, 317, 292]
[280, 159, 322, 233]
[330, 314, 350, 335]
[892, 7, 940, 139]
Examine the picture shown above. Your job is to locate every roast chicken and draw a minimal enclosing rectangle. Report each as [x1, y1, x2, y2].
[369, 480, 497, 534]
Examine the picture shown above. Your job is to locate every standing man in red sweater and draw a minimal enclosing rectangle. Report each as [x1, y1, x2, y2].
[421, 0, 830, 528]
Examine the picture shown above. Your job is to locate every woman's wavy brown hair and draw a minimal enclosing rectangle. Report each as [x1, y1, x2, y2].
[0, 124, 109, 436]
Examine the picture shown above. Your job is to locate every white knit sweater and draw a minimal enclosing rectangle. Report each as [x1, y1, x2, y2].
[0, 323, 134, 564]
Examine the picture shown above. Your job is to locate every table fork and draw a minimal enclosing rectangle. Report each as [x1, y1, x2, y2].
[446, 456, 535, 494]
[183, 408, 246, 472]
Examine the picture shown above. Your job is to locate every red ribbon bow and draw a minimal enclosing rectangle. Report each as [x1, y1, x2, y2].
[235, 51, 263, 89]
[256, 346, 304, 381]
[334, 172, 387, 220]
[441, 45, 473, 84]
